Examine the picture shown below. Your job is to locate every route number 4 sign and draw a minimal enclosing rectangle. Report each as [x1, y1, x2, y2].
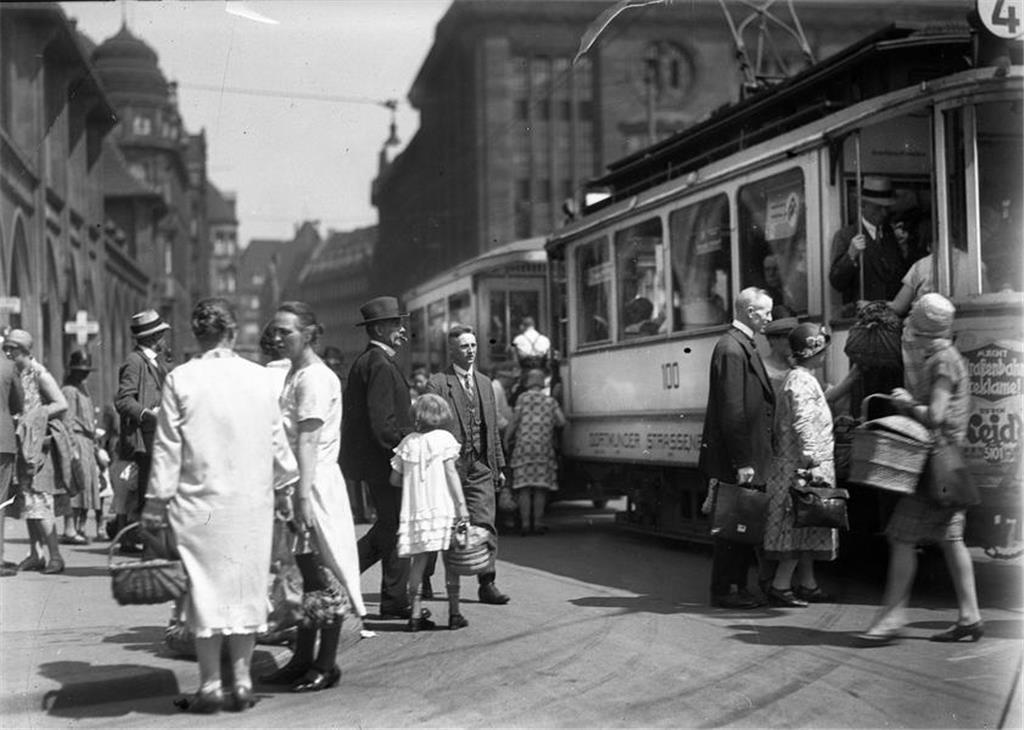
[978, 0, 1024, 39]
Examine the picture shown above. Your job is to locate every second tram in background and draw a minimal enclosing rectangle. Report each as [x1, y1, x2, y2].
[546, 24, 1023, 553]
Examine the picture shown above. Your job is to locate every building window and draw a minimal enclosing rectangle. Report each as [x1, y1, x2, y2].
[132, 115, 152, 136]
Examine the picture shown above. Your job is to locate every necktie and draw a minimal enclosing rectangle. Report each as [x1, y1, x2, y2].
[463, 372, 474, 400]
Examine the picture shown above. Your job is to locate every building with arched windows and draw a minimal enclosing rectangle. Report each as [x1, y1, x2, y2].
[1, 3, 216, 404]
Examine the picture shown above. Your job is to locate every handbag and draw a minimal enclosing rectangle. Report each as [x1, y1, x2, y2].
[709, 481, 768, 545]
[789, 472, 850, 530]
[293, 527, 348, 628]
[108, 522, 188, 605]
[922, 435, 980, 508]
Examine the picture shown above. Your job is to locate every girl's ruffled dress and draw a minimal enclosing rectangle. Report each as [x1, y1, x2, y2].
[392, 430, 462, 557]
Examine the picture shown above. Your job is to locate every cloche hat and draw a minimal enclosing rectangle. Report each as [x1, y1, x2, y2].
[355, 296, 407, 327]
[68, 350, 95, 371]
[130, 309, 170, 338]
[764, 317, 799, 337]
[2, 329, 33, 352]
[789, 322, 831, 361]
[907, 292, 955, 339]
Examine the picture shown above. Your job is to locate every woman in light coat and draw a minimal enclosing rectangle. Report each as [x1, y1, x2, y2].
[143, 299, 297, 714]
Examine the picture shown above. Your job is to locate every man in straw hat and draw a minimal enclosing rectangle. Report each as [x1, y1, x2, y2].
[341, 296, 422, 620]
[828, 175, 912, 313]
[113, 309, 171, 554]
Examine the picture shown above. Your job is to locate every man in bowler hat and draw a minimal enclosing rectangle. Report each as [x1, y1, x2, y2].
[114, 309, 170, 553]
[341, 296, 420, 619]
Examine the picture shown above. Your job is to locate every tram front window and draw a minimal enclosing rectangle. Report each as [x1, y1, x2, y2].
[615, 218, 666, 339]
[670, 193, 731, 331]
[576, 237, 611, 345]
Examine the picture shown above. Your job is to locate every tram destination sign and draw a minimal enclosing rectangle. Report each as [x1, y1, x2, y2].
[566, 415, 704, 467]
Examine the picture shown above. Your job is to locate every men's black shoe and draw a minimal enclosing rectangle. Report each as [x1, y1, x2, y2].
[379, 605, 431, 620]
[710, 593, 761, 609]
[477, 583, 510, 605]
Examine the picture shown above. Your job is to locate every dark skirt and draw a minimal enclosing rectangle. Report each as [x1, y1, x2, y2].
[886, 495, 965, 544]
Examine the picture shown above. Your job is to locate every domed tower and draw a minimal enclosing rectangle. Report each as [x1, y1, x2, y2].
[92, 23, 202, 360]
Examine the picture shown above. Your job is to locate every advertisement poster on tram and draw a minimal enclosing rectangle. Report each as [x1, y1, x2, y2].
[957, 322, 1024, 491]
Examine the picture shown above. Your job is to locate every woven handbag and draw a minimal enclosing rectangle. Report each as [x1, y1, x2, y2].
[444, 521, 493, 576]
[848, 397, 931, 494]
[294, 527, 348, 628]
[109, 523, 188, 606]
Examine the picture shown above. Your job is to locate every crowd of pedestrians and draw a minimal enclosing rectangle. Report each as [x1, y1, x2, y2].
[0, 187, 990, 709]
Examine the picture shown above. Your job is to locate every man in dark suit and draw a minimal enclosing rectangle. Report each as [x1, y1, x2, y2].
[427, 324, 510, 605]
[0, 351, 24, 576]
[699, 287, 776, 609]
[341, 296, 418, 619]
[828, 176, 910, 313]
[114, 309, 170, 553]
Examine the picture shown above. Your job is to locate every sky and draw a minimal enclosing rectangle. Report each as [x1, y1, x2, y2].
[62, 0, 453, 245]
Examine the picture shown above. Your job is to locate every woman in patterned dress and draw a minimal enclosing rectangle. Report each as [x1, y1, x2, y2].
[261, 301, 365, 693]
[505, 369, 565, 535]
[1, 329, 68, 574]
[762, 323, 838, 607]
[60, 350, 101, 544]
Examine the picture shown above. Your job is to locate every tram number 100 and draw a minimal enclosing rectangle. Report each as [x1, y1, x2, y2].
[661, 362, 680, 389]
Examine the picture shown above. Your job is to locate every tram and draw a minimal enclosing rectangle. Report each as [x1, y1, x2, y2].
[546, 24, 1023, 552]
[402, 236, 550, 376]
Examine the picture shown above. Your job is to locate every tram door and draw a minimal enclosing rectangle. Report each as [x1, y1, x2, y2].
[478, 275, 546, 375]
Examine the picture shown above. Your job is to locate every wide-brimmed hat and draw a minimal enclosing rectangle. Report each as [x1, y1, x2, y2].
[907, 292, 955, 339]
[355, 296, 407, 327]
[764, 317, 799, 337]
[2, 329, 32, 352]
[861, 176, 895, 207]
[68, 350, 95, 371]
[130, 309, 170, 338]
[789, 322, 831, 361]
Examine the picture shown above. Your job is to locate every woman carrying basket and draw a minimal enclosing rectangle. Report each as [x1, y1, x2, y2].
[142, 299, 298, 713]
[856, 293, 982, 645]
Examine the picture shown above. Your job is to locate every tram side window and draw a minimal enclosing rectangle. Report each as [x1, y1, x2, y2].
[615, 218, 666, 339]
[976, 101, 1023, 294]
[449, 291, 471, 328]
[738, 168, 807, 317]
[576, 237, 611, 345]
[669, 194, 731, 331]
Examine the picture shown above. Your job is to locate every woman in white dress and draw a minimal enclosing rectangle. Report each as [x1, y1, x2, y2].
[143, 299, 298, 714]
[261, 301, 365, 693]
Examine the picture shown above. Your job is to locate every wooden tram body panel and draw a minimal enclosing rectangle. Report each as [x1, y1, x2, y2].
[549, 26, 1024, 547]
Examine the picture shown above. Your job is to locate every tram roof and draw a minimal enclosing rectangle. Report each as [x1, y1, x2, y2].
[586, 24, 972, 205]
[403, 236, 547, 304]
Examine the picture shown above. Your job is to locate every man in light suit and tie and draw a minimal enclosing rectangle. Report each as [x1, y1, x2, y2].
[427, 324, 510, 605]
[114, 309, 170, 553]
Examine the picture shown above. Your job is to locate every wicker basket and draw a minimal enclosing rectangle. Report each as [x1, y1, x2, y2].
[109, 523, 188, 606]
[444, 522, 493, 576]
[848, 410, 932, 495]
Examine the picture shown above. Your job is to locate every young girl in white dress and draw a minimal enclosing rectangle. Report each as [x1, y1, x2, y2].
[390, 393, 469, 631]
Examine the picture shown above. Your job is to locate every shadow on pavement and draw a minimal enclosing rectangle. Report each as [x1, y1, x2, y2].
[103, 625, 166, 654]
[38, 660, 181, 718]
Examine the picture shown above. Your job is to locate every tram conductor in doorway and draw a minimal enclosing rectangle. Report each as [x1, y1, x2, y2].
[427, 324, 511, 605]
[699, 287, 776, 609]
